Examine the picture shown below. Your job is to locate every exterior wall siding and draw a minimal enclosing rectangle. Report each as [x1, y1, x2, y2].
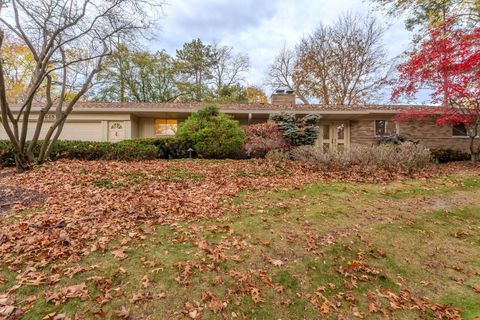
[400, 120, 473, 151]
[349, 116, 474, 152]
[1, 110, 476, 152]
[0, 121, 102, 141]
[130, 115, 139, 139]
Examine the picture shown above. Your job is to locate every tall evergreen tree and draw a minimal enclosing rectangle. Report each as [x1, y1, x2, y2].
[175, 39, 215, 102]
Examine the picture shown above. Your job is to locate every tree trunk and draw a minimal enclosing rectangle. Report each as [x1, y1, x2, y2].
[472, 152, 479, 164]
[14, 152, 26, 173]
[469, 135, 479, 164]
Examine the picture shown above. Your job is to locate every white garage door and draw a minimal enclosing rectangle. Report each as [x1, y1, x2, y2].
[0, 122, 102, 141]
[57, 122, 102, 141]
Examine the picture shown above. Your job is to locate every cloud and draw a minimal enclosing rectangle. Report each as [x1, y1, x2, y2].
[149, 0, 413, 92]
[154, 0, 277, 50]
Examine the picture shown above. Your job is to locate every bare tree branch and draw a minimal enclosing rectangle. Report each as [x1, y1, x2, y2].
[0, 0, 163, 171]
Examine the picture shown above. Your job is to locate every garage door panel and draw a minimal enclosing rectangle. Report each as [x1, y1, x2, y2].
[58, 122, 102, 141]
[0, 122, 102, 141]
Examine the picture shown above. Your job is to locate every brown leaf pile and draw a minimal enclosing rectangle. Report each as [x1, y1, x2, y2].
[0, 159, 476, 319]
[0, 159, 478, 270]
[0, 159, 314, 267]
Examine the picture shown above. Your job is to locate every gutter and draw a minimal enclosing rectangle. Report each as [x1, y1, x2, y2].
[6, 108, 403, 115]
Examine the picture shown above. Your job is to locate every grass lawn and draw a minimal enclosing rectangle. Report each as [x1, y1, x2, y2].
[0, 160, 480, 319]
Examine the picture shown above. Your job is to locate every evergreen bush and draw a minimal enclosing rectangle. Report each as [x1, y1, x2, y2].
[176, 105, 245, 158]
[269, 113, 320, 146]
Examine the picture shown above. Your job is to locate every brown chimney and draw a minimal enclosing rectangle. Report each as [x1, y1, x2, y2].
[271, 89, 295, 105]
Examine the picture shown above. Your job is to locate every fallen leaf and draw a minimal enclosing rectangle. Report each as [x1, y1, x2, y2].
[111, 249, 128, 261]
[115, 306, 130, 319]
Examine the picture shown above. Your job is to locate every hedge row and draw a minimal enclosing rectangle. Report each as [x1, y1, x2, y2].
[0, 139, 472, 167]
[0, 138, 192, 167]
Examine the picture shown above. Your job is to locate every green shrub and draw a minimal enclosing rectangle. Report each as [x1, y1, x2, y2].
[0, 140, 158, 166]
[177, 105, 245, 158]
[0, 140, 15, 167]
[50, 141, 112, 160]
[132, 137, 190, 159]
[288, 143, 432, 174]
[107, 141, 158, 160]
[431, 148, 471, 163]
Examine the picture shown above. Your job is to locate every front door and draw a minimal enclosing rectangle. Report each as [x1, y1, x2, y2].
[319, 122, 349, 151]
[108, 121, 125, 142]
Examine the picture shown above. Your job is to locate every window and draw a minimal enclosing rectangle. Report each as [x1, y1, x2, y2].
[374, 120, 388, 136]
[452, 123, 468, 137]
[111, 123, 123, 130]
[155, 119, 177, 136]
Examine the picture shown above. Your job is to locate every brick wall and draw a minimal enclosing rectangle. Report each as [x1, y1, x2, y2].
[271, 93, 295, 104]
[349, 117, 475, 152]
[399, 120, 473, 151]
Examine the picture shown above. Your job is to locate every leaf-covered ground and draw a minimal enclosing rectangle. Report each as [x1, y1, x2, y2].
[0, 160, 479, 319]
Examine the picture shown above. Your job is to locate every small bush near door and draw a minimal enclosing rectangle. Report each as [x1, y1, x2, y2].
[287, 142, 432, 174]
[269, 113, 320, 147]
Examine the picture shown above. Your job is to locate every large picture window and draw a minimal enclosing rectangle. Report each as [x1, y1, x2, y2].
[452, 123, 468, 137]
[155, 119, 178, 136]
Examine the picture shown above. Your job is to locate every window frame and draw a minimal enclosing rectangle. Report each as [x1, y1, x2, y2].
[374, 120, 389, 137]
[452, 123, 469, 138]
[110, 122, 123, 130]
[154, 119, 178, 137]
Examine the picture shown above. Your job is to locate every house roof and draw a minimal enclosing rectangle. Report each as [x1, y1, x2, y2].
[9, 102, 438, 115]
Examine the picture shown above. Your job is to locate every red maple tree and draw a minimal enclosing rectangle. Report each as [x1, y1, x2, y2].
[392, 17, 480, 162]
[243, 122, 288, 158]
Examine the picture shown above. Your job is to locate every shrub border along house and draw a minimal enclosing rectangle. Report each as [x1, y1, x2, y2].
[287, 142, 433, 174]
[0, 105, 247, 167]
[0, 140, 159, 167]
[2, 93, 478, 161]
[0, 104, 473, 170]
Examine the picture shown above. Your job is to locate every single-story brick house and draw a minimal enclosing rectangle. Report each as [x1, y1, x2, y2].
[0, 92, 475, 152]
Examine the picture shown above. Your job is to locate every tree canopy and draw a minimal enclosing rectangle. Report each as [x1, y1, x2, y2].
[392, 17, 480, 162]
[266, 13, 390, 105]
[371, 0, 480, 33]
[92, 39, 252, 104]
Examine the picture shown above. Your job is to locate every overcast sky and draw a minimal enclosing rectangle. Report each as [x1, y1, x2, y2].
[148, 0, 415, 100]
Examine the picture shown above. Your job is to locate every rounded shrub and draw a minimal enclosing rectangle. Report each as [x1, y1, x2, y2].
[244, 122, 288, 158]
[177, 105, 245, 158]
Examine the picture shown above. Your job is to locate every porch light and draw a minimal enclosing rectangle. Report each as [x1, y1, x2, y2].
[187, 148, 194, 158]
